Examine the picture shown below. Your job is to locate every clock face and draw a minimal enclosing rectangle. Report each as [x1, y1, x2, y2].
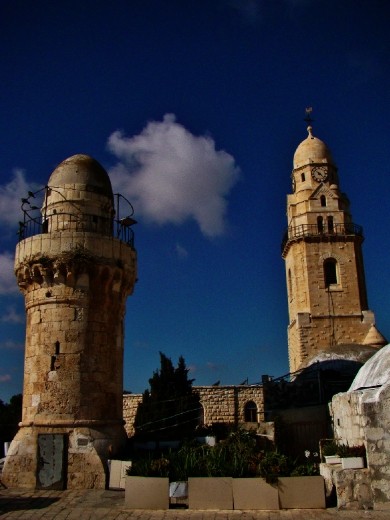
[311, 166, 328, 182]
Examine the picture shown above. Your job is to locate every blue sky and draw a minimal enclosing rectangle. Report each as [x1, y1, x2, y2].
[1, 0, 389, 402]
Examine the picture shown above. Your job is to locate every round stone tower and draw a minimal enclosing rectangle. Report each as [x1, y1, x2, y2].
[2, 154, 137, 489]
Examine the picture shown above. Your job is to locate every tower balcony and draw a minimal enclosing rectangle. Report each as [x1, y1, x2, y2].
[17, 189, 136, 249]
[281, 222, 363, 257]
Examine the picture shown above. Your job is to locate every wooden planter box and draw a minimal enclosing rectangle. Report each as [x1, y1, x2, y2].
[341, 457, 364, 469]
[125, 476, 169, 509]
[233, 478, 279, 510]
[188, 477, 233, 510]
[278, 476, 326, 509]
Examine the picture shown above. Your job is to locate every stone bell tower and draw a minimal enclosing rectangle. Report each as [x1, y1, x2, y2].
[282, 125, 386, 373]
[2, 154, 137, 489]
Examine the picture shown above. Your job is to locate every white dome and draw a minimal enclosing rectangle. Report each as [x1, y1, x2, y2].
[350, 343, 390, 391]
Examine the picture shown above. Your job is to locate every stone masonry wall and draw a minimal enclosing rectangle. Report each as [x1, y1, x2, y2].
[123, 385, 264, 437]
[123, 394, 143, 437]
[330, 384, 390, 509]
[285, 232, 373, 373]
[330, 390, 366, 445]
[289, 314, 374, 372]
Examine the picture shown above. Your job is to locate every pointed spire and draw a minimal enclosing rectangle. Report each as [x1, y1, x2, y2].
[363, 324, 388, 348]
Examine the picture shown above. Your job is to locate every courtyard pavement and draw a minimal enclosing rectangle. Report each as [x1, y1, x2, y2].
[0, 489, 390, 520]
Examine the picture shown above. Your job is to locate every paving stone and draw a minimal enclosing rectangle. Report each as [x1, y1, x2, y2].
[2, 489, 390, 519]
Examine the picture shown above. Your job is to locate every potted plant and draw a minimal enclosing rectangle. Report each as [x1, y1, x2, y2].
[321, 439, 341, 464]
[125, 455, 170, 509]
[124, 431, 327, 510]
[337, 444, 366, 469]
[277, 451, 325, 509]
[186, 432, 281, 510]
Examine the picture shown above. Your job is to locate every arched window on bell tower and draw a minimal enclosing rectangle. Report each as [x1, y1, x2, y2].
[320, 195, 326, 207]
[324, 258, 338, 287]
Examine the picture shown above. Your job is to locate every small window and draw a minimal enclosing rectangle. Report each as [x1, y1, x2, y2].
[288, 269, 292, 296]
[244, 401, 258, 422]
[301, 172, 305, 182]
[324, 258, 338, 287]
[317, 216, 324, 233]
[320, 195, 326, 207]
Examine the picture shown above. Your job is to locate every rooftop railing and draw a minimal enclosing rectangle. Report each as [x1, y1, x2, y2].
[281, 222, 363, 255]
[17, 213, 135, 248]
[17, 189, 136, 249]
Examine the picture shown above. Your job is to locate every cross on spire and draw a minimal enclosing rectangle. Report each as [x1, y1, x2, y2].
[304, 107, 314, 124]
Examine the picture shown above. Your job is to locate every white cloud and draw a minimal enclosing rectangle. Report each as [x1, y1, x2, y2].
[0, 374, 11, 383]
[0, 340, 24, 350]
[0, 251, 18, 295]
[0, 169, 40, 229]
[107, 114, 240, 238]
[1, 306, 24, 324]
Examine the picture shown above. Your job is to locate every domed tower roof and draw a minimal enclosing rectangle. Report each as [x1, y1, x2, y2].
[293, 126, 335, 169]
[48, 154, 113, 198]
[43, 154, 115, 235]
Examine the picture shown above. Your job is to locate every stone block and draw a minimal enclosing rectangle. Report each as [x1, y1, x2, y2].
[278, 476, 326, 509]
[233, 478, 279, 509]
[326, 466, 373, 510]
[188, 477, 233, 509]
[68, 472, 85, 489]
[109, 460, 131, 489]
[125, 476, 169, 509]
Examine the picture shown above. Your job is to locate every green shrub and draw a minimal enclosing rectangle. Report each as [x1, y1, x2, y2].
[129, 455, 170, 477]
[257, 450, 292, 483]
[290, 451, 320, 476]
[321, 439, 339, 458]
[126, 428, 316, 482]
[336, 443, 365, 458]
